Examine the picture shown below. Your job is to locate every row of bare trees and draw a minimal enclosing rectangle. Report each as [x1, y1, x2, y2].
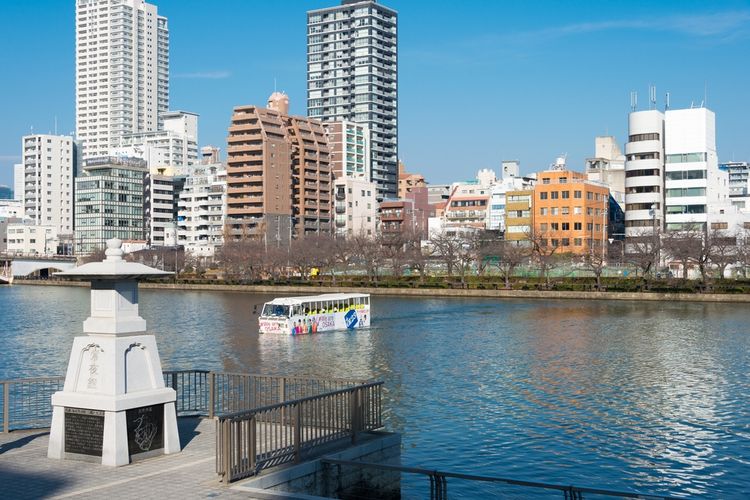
[157, 226, 750, 286]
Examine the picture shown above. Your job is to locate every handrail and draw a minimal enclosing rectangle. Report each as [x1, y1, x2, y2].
[321, 458, 684, 500]
[216, 381, 383, 483]
[220, 381, 382, 420]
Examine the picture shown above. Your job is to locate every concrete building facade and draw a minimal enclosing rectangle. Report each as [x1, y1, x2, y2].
[75, 0, 169, 158]
[5, 223, 58, 256]
[112, 111, 199, 168]
[20, 134, 76, 236]
[503, 189, 534, 244]
[307, 0, 398, 198]
[177, 164, 227, 257]
[334, 176, 377, 237]
[74, 156, 147, 254]
[664, 108, 727, 232]
[586, 136, 625, 206]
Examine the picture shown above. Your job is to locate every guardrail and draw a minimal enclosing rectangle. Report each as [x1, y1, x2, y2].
[216, 381, 383, 483]
[2, 370, 369, 433]
[320, 459, 684, 500]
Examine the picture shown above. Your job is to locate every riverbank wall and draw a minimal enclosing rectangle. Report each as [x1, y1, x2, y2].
[13, 279, 750, 303]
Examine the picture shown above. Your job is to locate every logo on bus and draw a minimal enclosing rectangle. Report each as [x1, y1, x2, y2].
[344, 309, 358, 329]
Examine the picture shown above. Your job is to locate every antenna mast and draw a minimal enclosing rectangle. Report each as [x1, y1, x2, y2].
[649, 84, 656, 110]
[630, 91, 637, 112]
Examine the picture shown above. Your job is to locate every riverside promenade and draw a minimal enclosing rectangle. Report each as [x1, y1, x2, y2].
[0, 418, 254, 499]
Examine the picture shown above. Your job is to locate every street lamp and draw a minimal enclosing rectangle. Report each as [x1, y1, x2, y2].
[601, 208, 608, 262]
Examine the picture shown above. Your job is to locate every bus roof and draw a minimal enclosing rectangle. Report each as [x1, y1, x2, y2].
[265, 293, 370, 306]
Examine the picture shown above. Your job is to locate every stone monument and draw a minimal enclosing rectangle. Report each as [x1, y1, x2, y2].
[48, 238, 180, 466]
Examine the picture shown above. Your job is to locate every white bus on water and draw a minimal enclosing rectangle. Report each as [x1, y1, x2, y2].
[258, 293, 371, 335]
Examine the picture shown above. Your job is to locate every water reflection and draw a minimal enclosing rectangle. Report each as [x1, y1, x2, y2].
[1, 286, 749, 497]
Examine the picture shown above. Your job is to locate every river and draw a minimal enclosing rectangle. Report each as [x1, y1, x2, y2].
[1, 284, 749, 498]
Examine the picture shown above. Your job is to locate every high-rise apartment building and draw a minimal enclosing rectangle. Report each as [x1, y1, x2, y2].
[74, 156, 147, 254]
[307, 0, 398, 198]
[226, 93, 332, 243]
[76, 0, 169, 159]
[20, 134, 76, 236]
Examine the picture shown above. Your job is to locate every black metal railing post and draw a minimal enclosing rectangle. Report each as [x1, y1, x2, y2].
[3, 382, 9, 433]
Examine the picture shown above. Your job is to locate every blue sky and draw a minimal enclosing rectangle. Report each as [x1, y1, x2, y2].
[2, 0, 750, 189]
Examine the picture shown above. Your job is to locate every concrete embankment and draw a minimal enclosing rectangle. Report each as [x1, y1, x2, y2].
[14, 279, 750, 303]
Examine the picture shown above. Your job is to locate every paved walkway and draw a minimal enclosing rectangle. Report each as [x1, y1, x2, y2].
[0, 418, 256, 499]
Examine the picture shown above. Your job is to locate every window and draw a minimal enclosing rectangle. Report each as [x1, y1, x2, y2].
[540, 208, 547, 215]
[574, 190, 582, 199]
[551, 191, 559, 199]
[542, 177, 550, 184]
[551, 207, 559, 215]
[587, 223, 593, 230]
[540, 192, 548, 200]
[561, 238, 570, 246]
[562, 191, 569, 199]
[587, 192, 593, 200]
[551, 222, 559, 230]
[629, 132, 660, 142]
[540, 223, 548, 231]
[666, 153, 707, 163]
[574, 238, 583, 246]
[561, 207, 569, 215]
[559, 177, 567, 184]
[711, 222, 728, 230]
[561, 222, 570, 231]
[574, 207, 582, 214]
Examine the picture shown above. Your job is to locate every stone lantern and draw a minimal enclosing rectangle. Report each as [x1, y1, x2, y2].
[47, 238, 181, 466]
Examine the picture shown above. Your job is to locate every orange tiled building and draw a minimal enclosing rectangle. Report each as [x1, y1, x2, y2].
[533, 169, 609, 255]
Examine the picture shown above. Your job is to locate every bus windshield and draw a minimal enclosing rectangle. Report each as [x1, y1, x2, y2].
[262, 304, 290, 317]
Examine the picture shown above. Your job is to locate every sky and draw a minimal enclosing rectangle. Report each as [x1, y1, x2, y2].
[1, 0, 750, 190]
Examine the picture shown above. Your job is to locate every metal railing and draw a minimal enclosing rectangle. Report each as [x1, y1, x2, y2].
[320, 459, 684, 500]
[1, 376, 64, 433]
[1, 370, 370, 433]
[216, 381, 383, 483]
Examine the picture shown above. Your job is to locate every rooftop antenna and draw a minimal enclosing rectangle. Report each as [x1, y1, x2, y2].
[630, 91, 637, 112]
[649, 84, 656, 110]
[665, 92, 670, 111]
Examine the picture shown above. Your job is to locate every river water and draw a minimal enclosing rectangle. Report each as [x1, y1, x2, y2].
[1, 285, 749, 498]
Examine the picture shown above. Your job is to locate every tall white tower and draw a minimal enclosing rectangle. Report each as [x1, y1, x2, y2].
[75, 0, 169, 159]
[307, 0, 398, 199]
[624, 110, 665, 237]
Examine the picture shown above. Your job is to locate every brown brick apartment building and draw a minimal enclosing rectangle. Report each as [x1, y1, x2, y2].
[226, 93, 332, 243]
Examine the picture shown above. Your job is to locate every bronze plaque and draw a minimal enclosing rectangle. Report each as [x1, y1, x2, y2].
[64, 407, 104, 456]
[126, 404, 164, 456]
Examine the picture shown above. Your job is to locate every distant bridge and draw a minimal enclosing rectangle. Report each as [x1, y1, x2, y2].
[0, 254, 77, 277]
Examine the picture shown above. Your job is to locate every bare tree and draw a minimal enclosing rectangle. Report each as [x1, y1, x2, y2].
[582, 243, 607, 290]
[350, 232, 383, 283]
[527, 229, 560, 287]
[402, 227, 428, 282]
[625, 228, 660, 278]
[429, 231, 465, 278]
[288, 237, 316, 280]
[706, 229, 738, 280]
[485, 240, 530, 289]
[661, 227, 703, 279]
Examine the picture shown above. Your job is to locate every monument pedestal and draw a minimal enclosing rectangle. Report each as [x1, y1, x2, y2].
[48, 239, 180, 466]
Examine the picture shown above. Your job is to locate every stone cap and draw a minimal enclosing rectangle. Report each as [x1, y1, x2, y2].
[55, 238, 173, 280]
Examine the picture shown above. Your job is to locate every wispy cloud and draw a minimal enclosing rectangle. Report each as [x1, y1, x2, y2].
[403, 10, 750, 67]
[173, 70, 232, 79]
[522, 10, 750, 42]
